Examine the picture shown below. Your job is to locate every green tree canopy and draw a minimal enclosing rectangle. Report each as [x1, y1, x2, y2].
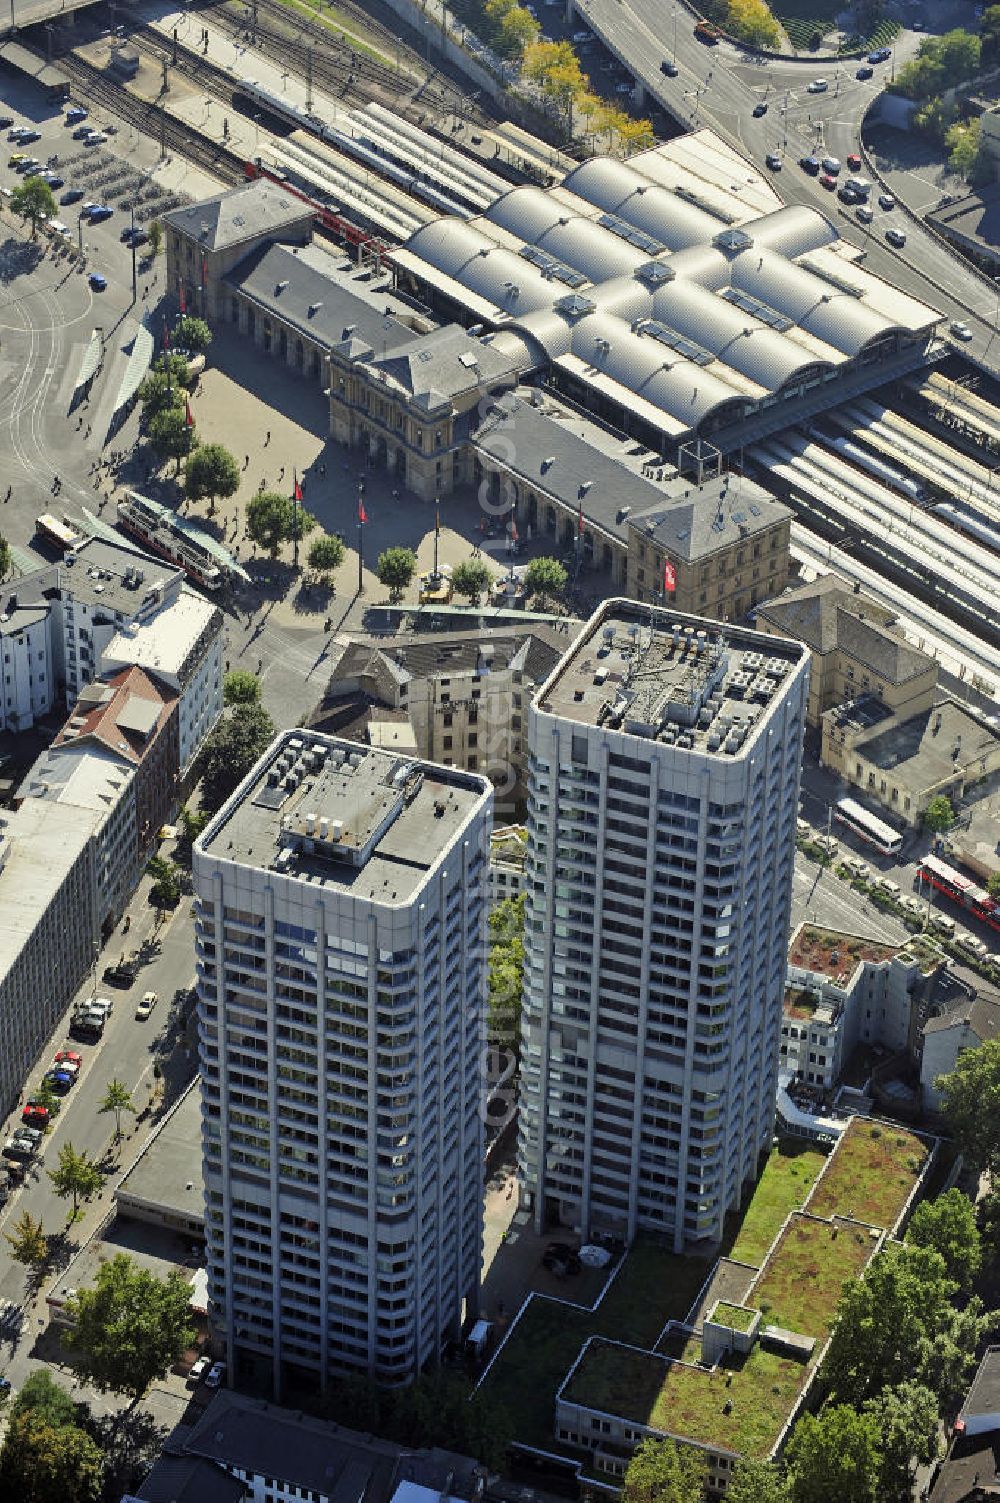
[147, 404, 195, 473]
[97, 1079, 136, 1144]
[199, 702, 276, 813]
[47, 1143, 102, 1219]
[4, 1209, 48, 1270]
[823, 1241, 985, 1409]
[0, 535, 10, 581]
[922, 794, 955, 833]
[246, 490, 297, 558]
[982, 3, 1000, 61]
[452, 558, 494, 603]
[308, 534, 345, 580]
[945, 117, 985, 181]
[622, 1436, 707, 1503]
[727, 1459, 790, 1503]
[863, 1380, 940, 1499]
[988, 871, 1000, 900]
[224, 669, 261, 706]
[786, 1405, 881, 1503]
[0, 1408, 103, 1503]
[376, 546, 418, 601]
[11, 1371, 79, 1429]
[147, 220, 163, 257]
[184, 443, 240, 515]
[936, 1036, 1000, 1174]
[147, 854, 182, 911]
[906, 1188, 982, 1288]
[525, 556, 568, 595]
[11, 176, 57, 239]
[488, 893, 525, 1050]
[138, 369, 184, 419]
[175, 315, 212, 353]
[63, 1253, 196, 1402]
[895, 28, 982, 98]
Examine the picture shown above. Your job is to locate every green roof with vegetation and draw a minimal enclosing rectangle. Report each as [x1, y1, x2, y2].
[710, 1302, 757, 1332]
[477, 1237, 713, 1450]
[805, 1118, 929, 1228]
[729, 1139, 828, 1267]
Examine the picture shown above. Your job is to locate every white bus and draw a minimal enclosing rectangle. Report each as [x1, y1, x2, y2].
[833, 797, 903, 857]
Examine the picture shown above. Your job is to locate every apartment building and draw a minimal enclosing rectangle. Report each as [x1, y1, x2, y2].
[193, 733, 492, 1395]
[517, 600, 809, 1252]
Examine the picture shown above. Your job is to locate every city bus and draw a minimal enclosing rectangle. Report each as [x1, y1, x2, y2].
[832, 796, 904, 856]
[35, 513, 82, 552]
[917, 854, 1000, 935]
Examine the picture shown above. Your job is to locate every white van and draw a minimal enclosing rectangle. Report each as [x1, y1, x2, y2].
[876, 877, 901, 899]
[929, 912, 956, 936]
[956, 933, 988, 958]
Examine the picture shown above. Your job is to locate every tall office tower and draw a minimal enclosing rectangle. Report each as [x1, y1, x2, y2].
[193, 732, 492, 1395]
[518, 601, 809, 1253]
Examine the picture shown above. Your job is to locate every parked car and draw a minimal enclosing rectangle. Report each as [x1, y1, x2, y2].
[868, 45, 892, 61]
[205, 1362, 226, 1389]
[799, 155, 820, 174]
[899, 896, 924, 918]
[44, 1070, 75, 1095]
[0, 116, 13, 130]
[765, 152, 782, 170]
[88, 996, 113, 1018]
[956, 932, 988, 958]
[188, 1355, 211, 1383]
[878, 192, 895, 210]
[72, 125, 91, 140]
[84, 131, 107, 146]
[819, 173, 837, 190]
[60, 188, 84, 205]
[752, 101, 768, 117]
[885, 227, 906, 247]
[136, 990, 158, 1021]
[857, 205, 874, 223]
[929, 912, 956, 936]
[2, 1138, 34, 1162]
[65, 106, 88, 123]
[846, 152, 862, 170]
[104, 958, 138, 987]
[950, 321, 973, 341]
[838, 185, 860, 204]
[821, 156, 841, 175]
[855, 64, 873, 79]
[21, 1104, 49, 1127]
[87, 204, 112, 222]
[18, 129, 40, 144]
[54, 1050, 82, 1068]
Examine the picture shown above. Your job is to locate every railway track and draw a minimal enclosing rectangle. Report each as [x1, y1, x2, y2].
[212, 0, 493, 125]
[56, 50, 247, 186]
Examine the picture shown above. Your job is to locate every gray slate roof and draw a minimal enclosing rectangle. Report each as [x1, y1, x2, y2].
[756, 575, 933, 683]
[228, 242, 417, 357]
[923, 995, 1000, 1042]
[163, 180, 312, 253]
[335, 625, 566, 690]
[369, 324, 521, 407]
[134, 1454, 245, 1503]
[859, 700, 1000, 783]
[473, 392, 789, 553]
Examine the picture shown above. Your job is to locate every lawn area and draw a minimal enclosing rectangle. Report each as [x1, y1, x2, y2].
[478, 1236, 715, 1449]
[749, 1214, 873, 1334]
[565, 1337, 812, 1460]
[806, 1118, 929, 1230]
[712, 1302, 756, 1332]
[729, 1139, 828, 1268]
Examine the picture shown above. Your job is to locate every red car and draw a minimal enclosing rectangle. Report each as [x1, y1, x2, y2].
[21, 1104, 49, 1127]
[846, 152, 862, 171]
[820, 173, 837, 189]
[54, 1050, 82, 1068]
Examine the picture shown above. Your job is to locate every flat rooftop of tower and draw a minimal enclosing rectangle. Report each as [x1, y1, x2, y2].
[197, 732, 489, 905]
[535, 598, 806, 753]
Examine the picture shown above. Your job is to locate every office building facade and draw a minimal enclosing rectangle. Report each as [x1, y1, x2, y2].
[193, 733, 492, 1394]
[518, 601, 809, 1252]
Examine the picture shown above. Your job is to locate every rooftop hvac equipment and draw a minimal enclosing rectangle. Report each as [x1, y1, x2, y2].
[728, 673, 749, 698]
[708, 732, 722, 751]
[743, 652, 763, 672]
[765, 658, 789, 679]
[676, 733, 694, 749]
[753, 678, 775, 702]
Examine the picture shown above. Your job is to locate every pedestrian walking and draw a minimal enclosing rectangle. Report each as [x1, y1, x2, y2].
[3, 486, 10, 503]
[86, 425, 91, 438]
[244, 454, 249, 470]
[278, 465, 285, 482]
[319, 463, 326, 477]
[264, 430, 271, 446]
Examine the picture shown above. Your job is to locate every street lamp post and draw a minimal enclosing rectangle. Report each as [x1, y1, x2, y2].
[130, 202, 137, 303]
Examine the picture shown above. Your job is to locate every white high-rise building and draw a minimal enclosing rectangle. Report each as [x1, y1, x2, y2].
[518, 600, 809, 1253]
[193, 732, 492, 1394]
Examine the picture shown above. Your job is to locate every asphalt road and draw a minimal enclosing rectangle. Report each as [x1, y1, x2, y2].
[567, 0, 1000, 362]
[0, 882, 198, 1382]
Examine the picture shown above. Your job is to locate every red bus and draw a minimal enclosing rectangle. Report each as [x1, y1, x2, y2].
[917, 854, 1000, 934]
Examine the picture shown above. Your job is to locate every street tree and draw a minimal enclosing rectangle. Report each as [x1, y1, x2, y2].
[10, 175, 57, 239]
[147, 854, 182, 911]
[726, 0, 781, 47]
[63, 1252, 196, 1403]
[33, 1075, 61, 1117]
[622, 1436, 707, 1503]
[863, 1381, 940, 1500]
[147, 219, 163, 257]
[936, 1036, 1000, 1174]
[0, 535, 12, 581]
[376, 546, 418, 601]
[199, 702, 276, 813]
[308, 533, 345, 583]
[452, 558, 494, 603]
[10, 1371, 78, 1428]
[525, 556, 568, 595]
[982, 3, 1000, 62]
[287, 502, 318, 546]
[246, 490, 295, 558]
[0, 1407, 103, 1503]
[48, 1143, 102, 1220]
[896, 28, 982, 98]
[945, 118, 983, 180]
[184, 442, 239, 515]
[148, 404, 195, 474]
[174, 315, 212, 353]
[923, 794, 955, 833]
[97, 1079, 137, 1144]
[224, 669, 261, 706]
[988, 871, 1000, 900]
[786, 1405, 881, 1503]
[726, 1459, 790, 1503]
[907, 1188, 982, 1288]
[138, 369, 184, 419]
[4, 1209, 48, 1271]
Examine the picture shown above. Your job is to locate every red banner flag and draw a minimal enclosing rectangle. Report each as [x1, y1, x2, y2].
[294, 473, 303, 503]
[435, 505, 440, 535]
[664, 559, 677, 594]
[358, 498, 368, 525]
[162, 319, 170, 352]
[185, 400, 194, 428]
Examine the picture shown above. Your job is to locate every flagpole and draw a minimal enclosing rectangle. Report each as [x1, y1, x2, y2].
[357, 483, 365, 595]
[433, 496, 440, 579]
